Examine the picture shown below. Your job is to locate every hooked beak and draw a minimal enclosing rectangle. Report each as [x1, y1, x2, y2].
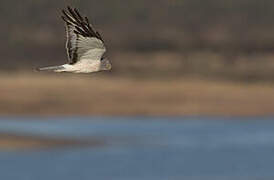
[106, 62, 112, 70]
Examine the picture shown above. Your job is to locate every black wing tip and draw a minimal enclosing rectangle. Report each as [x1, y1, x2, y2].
[63, 6, 78, 14]
[67, 6, 73, 12]
[61, 6, 73, 17]
[61, 6, 104, 41]
[61, 6, 82, 22]
[61, 9, 70, 21]
[67, 6, 74, 15]
[73, 7, 79, 13]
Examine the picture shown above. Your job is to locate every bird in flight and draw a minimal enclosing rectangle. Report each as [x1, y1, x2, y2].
[37, 6, 111, 73]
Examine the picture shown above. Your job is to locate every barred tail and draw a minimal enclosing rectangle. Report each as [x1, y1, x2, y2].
[36, 65, 65, 72]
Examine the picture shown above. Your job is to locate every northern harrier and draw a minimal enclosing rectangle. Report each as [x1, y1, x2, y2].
[37, 6, 111, 73]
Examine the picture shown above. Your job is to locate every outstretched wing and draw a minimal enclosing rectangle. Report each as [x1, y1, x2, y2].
[61, 6, 106, 65]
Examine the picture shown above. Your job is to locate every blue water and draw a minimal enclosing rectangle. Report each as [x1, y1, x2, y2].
[0, 116, 274, 180]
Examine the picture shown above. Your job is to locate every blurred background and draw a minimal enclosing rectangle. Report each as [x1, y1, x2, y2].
[1, 0, 274, 180]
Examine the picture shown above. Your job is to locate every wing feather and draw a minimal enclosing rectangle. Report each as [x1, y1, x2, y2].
[61, 6, 105, 65]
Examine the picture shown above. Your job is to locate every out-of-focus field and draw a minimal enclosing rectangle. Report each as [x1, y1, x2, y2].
[2, 0, 274, 117]
[1, 72, 274, 116]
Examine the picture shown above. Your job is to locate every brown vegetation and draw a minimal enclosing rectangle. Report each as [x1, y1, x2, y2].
[0, 72, 274, 116]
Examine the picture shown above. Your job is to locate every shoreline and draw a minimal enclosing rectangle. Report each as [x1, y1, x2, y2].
[0, 133, 104, 150]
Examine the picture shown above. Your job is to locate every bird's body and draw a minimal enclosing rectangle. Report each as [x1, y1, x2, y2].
[63, 60, 101, 73]
[37, 6, 111, 73]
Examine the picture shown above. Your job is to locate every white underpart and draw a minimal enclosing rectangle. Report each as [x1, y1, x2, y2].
[55, 59, 101, 73]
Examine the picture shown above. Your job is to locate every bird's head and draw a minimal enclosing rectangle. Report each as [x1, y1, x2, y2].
[100, 58, 112, 71]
